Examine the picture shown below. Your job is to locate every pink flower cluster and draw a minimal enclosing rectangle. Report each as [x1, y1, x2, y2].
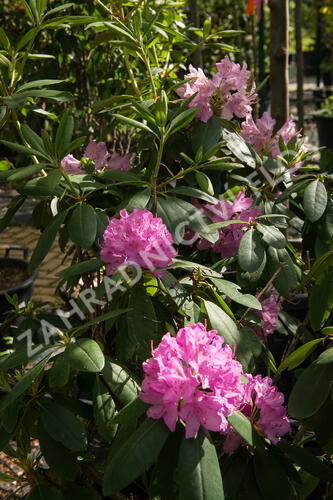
[140, 323, 290, 443]
[140, 323, 244, 438]
[253, 291, 281, 341]
[61, 140, 131, 174]
[177, 56, 257, 123]
[240, 112, 306, 163]
[191, 188, 261, 258]
[223, 374, 291, 452]
[100, 209, 176, 277]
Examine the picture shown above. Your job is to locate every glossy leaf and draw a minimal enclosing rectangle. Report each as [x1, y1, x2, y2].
[127, 285, 157, 359]
[40, 400, 87, 452]
[178, 428, 224, 500]
[68, 204, 97, 249]
[28, 210, 68, 273]
[257, 224, 286, 249]
[303, 180, 327, 222]
[238, 229, 265, 272]
[93, 378, 116, 441]
[103, 419, 169, 495]
[102, 358, 140, 405]
[65, 339, 105, 373]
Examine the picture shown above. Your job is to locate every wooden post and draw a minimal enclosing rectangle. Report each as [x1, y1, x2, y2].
[189, 0, 203, 68]
[269, 0, 289, 131]
[295, 0, 304, 131]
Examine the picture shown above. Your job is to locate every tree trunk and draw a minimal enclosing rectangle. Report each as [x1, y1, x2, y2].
[269, 0, 289, 131]
[295, 0, 304, 131]
[188, 0, 203, 68]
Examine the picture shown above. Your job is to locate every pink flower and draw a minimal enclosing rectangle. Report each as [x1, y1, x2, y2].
[177, 56, 256, 123]
[223, 374, 290, 452]
[107, 152, 132, 171]
[61, 140, 133, 175]
[140, 323, 245, 438]
[84, 140, 110, 169]
[193, 189, 261, 258]
[177, 65, 216, 123]
[61, 154, 84, 174]
[253, 291, 281, 341]
[100, 209, 176, 277]
[241, 112, 307, 167]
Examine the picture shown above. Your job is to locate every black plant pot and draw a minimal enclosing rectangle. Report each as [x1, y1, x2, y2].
[0, 246, 38, 321]
[314, 115, 333, 150]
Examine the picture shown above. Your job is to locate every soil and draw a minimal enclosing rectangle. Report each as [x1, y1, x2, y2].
[0, 264, 29, 292]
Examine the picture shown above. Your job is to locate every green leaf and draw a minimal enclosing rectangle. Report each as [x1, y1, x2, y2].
[102, 358, 140, 405]
[48, 355, 70, 388]
[93, 378, 116, 441]
[127, 285, 157, 359]
[278, 439, 333, 483]
[227, 411, 263, 451]
[113, 113, 158, 136]
[209, 277, 262, 309]
[67, 308, 129, 335]
[55, 111, 74, 156]
[277, 338, 323, 373]
[267, 247, 297, 298]
[56, 259, 103, 278]
[195, 171, 214, 196]
[62, 136, 87, 156]
[17, 79, 66, 92]
[200, 158, 244, 171]
[0, 139, 50, 160]
[20, 124, 45, 152]
[0, 53, 10, 66]
[103, 419, 169, 495]
[288, 361, 333, 418]
[28, 210, 68, 273]
[178, 428, 224, 500]
[38, 420, 78, 480]
[109, 396, 147, 426]
[0, 195, 26, 233]
[0, 28, 10, 51]
[191, 116, 222, 155]
[166, 106, 199, 137]
[40, 400, 87, 451]
[299, 250, 333, 287]
[257, 224, 286, 249]
[2, 90, 73, 108]
[170, 186, 218, 204]
[222, 129, 256, 168]
[204, 300, 239, 345]
[65, 339, 105, 373]
[119, 186, 151, 212]
[274, 178, 311, 204]
[303, 180, 327, 222]
[0, 354, 52, 415]
[309, 270, 333, 331]
[254, 452, 294, 500]
[238, 229, 265, 272]
[68, 204, 97, 249]
[7, 164, 47, 181]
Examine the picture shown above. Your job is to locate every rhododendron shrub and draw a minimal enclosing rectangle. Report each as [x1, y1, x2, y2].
[0, 1, 332, 499]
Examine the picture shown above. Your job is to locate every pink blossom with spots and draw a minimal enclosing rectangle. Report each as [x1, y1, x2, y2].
[223, 373, 291, 452]
[177, 56, 257, 123]
[192, 189, 261, 258]
[140, 323, 245, 438]
[100, 209, 176, 278]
